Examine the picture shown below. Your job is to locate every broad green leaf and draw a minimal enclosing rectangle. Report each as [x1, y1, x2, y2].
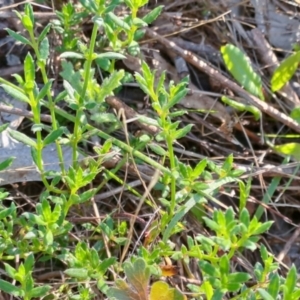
[0, 157, 15, 171]
[0, 280, 22, 296]
[142, 6, 163, 24]
[1, 84, 29, 103]
[271, 51, 300, 92]
[221, 96, 261, 120]
[273, 143, 300, 161]
[6, 28, 31, 45]
[150, 281, 186, 300]
[64, 268, 89, 279]
[43, 128, 64, 146]
[7, 128, 37, 148]
[221, 44, 264, 100]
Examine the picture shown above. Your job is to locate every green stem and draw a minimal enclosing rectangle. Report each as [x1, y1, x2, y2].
[72, 23, 99, 168]
[29, 31, 66, 176]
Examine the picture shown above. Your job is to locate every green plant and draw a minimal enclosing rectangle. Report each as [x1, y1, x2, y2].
[0, 0, 299, 299]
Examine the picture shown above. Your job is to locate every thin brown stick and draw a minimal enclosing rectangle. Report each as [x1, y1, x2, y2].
[0, 104, 52, 123]
[145, 28, 300, 133]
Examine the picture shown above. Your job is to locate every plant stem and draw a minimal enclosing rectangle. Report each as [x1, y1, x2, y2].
[29, 31, 66, 176]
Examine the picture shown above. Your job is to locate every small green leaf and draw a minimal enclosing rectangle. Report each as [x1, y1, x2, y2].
[219, 255, 230, 275]
[37, 79, 53, 101]
[268, 273, 280, 298]
[285, 265, 297, 296]
[221, 44, 264, 100]
[39, 37, 50, 61]
[43, 128, 64, 146]
[0, 204, 15, 220]
[24, 253, 35, 273]
[221, 96, 261, 120]
[8, 128, 37, 148]
[29, 285, 51, 298]
[37, 23, 51, 43]
[44, 230, 53, 246]
[273, 143, 300, 161]
[24, 3, 35, 27]
[77, 188, 97, 203]
[1, 84, 29, 103]
[239, 208, 250, 227]
[0, 280, 22, 296]
[199, 260, 219, 277]
[251, 221, 273, 235]
[64, 268, 89, 279]
[4, 263, 16, 278]
[174, 124, 193, 140]
[271, 51, 300, 92]
[97, 70, 124, 101]
[142, 6, 163, 24]
[258, 289, 275, 300]
[0, 157, 15, 171]
[96, 52, 126, 60]
[227, 272, 251, 284]
[132, 17, 148, 27]
[290, 107, 300, 124]
[24, 53, 35, 86]
[107, 12, 130, 31]
[148, 143, 166, 156]
[60, 52, 84, 59]
[6, 28, 31, 45]
[22, 15, 33, 31]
